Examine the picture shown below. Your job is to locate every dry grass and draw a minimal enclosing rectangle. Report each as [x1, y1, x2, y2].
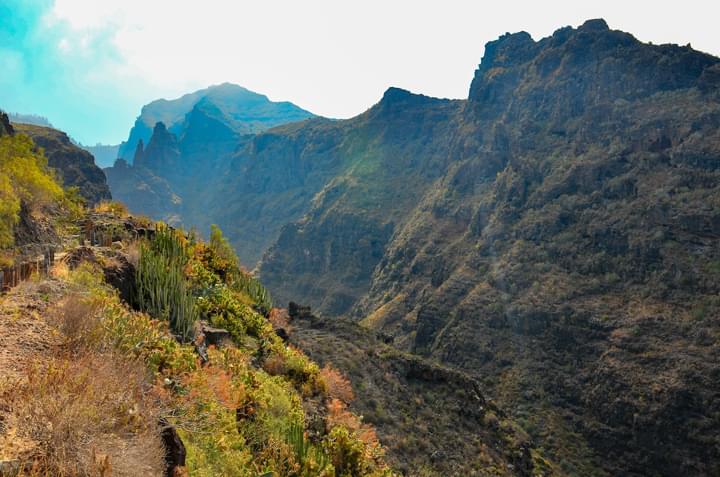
[320, 365, 355, 404]
[50, 261, 70, 280]
[1, 353, 165, 476]
[94, 201, 128, 218]
[125, 241, 140, 269]
[55, 294, 103, 351]
[268, 307, 292, 334]
[0, 288, 167, 476]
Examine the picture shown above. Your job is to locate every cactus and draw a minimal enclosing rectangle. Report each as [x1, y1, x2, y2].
[135, 225, 197, 341]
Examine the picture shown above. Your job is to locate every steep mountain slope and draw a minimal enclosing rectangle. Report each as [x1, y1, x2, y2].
[106, 84, 316, 229]
[242, 20, 720, 476]
[13, 123, 111, 205]
[207, 89, 462, 266]
[116, 82, 315, 162]
[287, 310, 554, 476]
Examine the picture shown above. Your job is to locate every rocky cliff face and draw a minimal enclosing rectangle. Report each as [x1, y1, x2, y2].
[0, 111, 14, 136]
[12, 123, 112, 205]
[245, 20, 720, 475]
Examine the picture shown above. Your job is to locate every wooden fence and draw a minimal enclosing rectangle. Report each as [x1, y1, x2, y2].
[0, 248, 55, 293]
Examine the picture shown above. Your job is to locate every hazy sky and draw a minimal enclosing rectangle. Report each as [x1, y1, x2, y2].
[1, 0, 719, 144]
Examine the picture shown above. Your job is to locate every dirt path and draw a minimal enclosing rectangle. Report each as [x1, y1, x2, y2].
[0, 279, 66, 383]
[0, 278, 67, 461]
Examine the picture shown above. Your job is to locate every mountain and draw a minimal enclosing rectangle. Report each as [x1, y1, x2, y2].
[169, 19, 719, 475]
[82, 143, 120, 168]
[105, 84, 316, 225]
[8, 112, 53, 128]
[97, 19, 720, 475]
[12, 122, 112, 205]
[116, 82, 315, 162]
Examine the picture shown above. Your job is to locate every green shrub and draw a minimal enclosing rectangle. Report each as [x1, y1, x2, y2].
[0, 133, 65, 248]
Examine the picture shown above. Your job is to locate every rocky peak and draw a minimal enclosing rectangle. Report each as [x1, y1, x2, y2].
[0, 111, 14, 136]
[137, 122, 180, 173]
[133, 139, 144, 164]
[469, 18, 720, 119]
[369, 87, 457, 122]
[380, 87, 415, 103]
[578, 17, 609, 32]
[152, 121, 171, 137]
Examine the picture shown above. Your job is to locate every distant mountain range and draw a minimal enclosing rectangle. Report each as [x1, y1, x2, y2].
[8, 112, 53, 128]
[82, 143, 120, 168]
[104, 83, 316, 226]
[115, 82, 315, 162]
[101, 19, 720, 475]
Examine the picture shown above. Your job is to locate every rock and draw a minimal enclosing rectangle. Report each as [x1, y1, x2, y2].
[159, 419, 186, 477]
[0, 111, 14, 136]
[101, 252, 136, 305]
[0, 460, 20, 477]
[288, 302, 313, 320]
[198, 321, 233, 347]
[274, 327, 289, 342]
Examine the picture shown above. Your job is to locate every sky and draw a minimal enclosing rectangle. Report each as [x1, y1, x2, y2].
[1, 0, 719, 145]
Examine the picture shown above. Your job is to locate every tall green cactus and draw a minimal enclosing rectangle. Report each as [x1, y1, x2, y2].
[135, 226, 197, 341]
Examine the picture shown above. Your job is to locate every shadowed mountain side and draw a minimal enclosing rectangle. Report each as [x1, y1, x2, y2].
[104, 158, 182, 224]
[250, 20, 720, 475]
[288, 312, 554, 476]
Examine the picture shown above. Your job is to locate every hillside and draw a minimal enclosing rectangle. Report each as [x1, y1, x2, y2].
[0, 209, 400, 476]
[13, 123, 111, 205]
[189, 19, 719, 475]
[0, 108, 556, 476]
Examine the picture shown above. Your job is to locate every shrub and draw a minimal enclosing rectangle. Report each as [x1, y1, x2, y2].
[0, 133, 65, 249]
[196, 284, 271, 342]
[324, 399, 389, 477]
[285, 422, 334, 476]
[320, 365, 355, 404]
[65, 263, 198, 376]
[94, 200, 129, 217]
[262, 344, 325, 396]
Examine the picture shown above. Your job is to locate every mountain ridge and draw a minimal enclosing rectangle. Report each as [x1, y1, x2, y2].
[116, 82, 315, 162]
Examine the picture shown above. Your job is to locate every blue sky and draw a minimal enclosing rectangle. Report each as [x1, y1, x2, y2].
[2, 0, 719, 145]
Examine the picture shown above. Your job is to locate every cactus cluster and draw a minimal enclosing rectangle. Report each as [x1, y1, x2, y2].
[135, 225, 197, 341]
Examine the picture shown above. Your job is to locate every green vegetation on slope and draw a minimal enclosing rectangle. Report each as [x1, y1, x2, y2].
[0, 132, 68, 255]
[13, 123, 112, 205]
[1, 211, 395, 475]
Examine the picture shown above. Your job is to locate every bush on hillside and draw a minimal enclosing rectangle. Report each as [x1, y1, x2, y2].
[0, 133, 65, 249]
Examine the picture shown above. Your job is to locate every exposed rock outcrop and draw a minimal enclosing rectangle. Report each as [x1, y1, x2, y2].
[12, 124, 112, 205]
